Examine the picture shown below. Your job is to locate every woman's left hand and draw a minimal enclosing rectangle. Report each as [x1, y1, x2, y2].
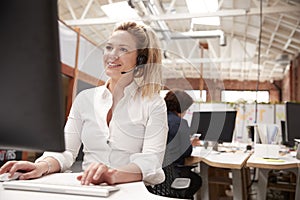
[77, 163, 117, 185]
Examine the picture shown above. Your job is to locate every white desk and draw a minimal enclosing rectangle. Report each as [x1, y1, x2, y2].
[0, 173, 177, 200]
[247, 154, 300, 200]
[187, 147, 250, 200]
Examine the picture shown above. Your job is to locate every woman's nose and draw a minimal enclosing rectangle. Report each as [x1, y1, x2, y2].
[108, 50, 119, 60]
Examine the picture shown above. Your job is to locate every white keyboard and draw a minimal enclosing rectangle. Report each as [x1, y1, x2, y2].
[3, 180, 120, 197]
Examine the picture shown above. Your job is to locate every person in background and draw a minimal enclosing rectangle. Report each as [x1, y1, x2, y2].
[0, 21, 168, 186]
[163, 89, 201, 198]
[164, 89, 199, 166]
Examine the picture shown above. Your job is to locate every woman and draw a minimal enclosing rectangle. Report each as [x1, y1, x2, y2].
[0, 21, 168, 186]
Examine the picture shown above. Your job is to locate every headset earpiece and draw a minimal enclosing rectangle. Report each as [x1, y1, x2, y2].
[136, 54, 148, 66]
[133, 54, 147, 77]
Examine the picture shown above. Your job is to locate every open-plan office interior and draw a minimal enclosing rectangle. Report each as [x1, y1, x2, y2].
[1, 0, 300, 200]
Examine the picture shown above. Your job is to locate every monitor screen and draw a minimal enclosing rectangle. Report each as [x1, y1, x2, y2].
[286, 102, 300, 147]
[0, 0, 65, 152]
[190, 111, 237, 143]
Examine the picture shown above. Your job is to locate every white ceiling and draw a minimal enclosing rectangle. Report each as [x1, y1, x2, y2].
[58, 0, 300, 82]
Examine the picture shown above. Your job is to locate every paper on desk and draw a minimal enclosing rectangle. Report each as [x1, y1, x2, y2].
[259, 158, 285, 163]
[257, 124, 279, 144]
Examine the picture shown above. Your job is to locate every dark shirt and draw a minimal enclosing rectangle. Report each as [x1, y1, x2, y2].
[164, 111, 193, 166]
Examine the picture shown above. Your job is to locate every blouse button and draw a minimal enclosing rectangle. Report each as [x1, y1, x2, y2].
[102, 92, 108, 99]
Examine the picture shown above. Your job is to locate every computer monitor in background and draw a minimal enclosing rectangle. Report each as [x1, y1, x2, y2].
[280, 120, 288, 145]
[0, 0, 65, 152]
[190, 111, 237, 143]
[285, 102, 300, 147]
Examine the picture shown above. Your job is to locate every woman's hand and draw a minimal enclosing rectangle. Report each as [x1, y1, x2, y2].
[77, 163, 117, 185]
[0, 160, 47, 180]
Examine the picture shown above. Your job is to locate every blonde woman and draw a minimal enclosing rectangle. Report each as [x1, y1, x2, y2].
[0, 21, 168, 186]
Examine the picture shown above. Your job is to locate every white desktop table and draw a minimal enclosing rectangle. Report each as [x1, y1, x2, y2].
[0, 173, 178, 200]
[188, 146, 251, 200]
[247, 153, 300, 200]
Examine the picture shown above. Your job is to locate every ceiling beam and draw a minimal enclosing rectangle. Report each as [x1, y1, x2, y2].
[266, 15, 282, 55]
[65, 0, 77, 20]
[64, 6, 300, 26]
[80, 0, 94, 20]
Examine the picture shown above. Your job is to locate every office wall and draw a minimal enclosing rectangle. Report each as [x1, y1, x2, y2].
[165, 78, 280, 102]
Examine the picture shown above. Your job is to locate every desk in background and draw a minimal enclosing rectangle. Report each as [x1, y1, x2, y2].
[247, 153, 300, 200]
[186, 146, 251, 200]
[0, 173, 177, 200]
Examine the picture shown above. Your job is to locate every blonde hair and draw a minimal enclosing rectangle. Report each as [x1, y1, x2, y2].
[114, 21, 162, 98]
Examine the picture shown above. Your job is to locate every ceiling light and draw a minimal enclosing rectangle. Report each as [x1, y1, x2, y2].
[170, 30, 226, 46]
[186, 0, 220, 26]
[101, 1, 141, 21]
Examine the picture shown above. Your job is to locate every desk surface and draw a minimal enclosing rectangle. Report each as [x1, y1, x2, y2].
[246, 153, 300, 169]
[247, 153, 300, 200]
[189, 147, 250, 200]
[189, 146, 250, 169]
[0, 173, 176, 200]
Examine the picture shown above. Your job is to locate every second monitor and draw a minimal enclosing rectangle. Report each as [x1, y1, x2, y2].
[190, 111, 237, 143]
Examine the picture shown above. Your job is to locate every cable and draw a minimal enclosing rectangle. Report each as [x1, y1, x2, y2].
[254, 0, 263, 124]
[248, 2, 263, 194]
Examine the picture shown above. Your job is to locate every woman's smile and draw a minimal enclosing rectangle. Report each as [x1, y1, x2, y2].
[107, 62, 122, 69]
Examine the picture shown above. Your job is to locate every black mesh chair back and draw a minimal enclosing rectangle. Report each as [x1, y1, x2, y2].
[146, 163, 201, 199]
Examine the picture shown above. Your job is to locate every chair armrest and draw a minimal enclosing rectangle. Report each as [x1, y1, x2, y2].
[176, 164, 197, 170]
[171, 178, 191, 189]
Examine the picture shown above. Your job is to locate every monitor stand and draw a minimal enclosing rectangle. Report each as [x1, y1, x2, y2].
[296, 142, 300, 160]
[203, 141, 219, 151]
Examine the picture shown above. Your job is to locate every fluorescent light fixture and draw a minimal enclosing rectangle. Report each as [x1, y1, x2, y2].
[170, 30, 226, 46]
[186, 0, 220, 26]
[101, 1, 141, 21]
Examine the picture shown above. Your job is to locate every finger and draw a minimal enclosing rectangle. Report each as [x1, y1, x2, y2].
[93, 164, 107, 180]
[107, 168, 117, 176]
[9, 161, 34, 175]
[104, 168, 117, 185]
[19, 169, 41, 180]
[0, 161, 17, 173]
[81, 163, 97, 185]
[84, 164, 101, 185]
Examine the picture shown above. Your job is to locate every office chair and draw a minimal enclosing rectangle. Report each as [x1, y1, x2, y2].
[146, 163, 201, 199]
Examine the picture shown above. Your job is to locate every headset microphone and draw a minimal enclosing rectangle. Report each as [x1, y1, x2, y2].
[121, 67, 136, 74]
[121, 55, 148, 74]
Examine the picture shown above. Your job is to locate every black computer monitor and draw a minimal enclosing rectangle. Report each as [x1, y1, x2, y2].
[280, 120, 287, 145]
[0, 0, 65, 152]
[190, 111, 237, 143]
[285, 102, 300, 147]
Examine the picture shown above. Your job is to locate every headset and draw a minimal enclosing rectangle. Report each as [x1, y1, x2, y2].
[137, 54, 148, 66]
[121, 26, 149, 76]
[121, 52, 148, 76]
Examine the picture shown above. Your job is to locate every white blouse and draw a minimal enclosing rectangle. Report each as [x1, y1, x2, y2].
[37, 81, 168, 185]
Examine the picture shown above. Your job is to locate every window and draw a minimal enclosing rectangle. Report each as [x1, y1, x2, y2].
[221, 90, 269, 103]
[160, 90, 207, 102]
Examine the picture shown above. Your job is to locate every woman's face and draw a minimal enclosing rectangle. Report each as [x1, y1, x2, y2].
[104, 30, 138, 79]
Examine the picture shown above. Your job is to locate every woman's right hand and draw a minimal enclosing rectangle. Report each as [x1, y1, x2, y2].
[0, 160, 47, 180]
[191, 137, 200, 147]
